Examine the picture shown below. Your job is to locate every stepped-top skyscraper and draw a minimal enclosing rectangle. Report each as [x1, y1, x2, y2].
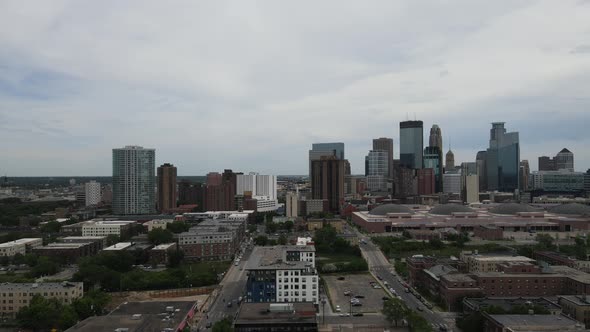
[112, 146, 156, 215]
[486, 122, 520, 192]
[555, 148, 574, 172]
[400, 121, 423, 169]
[428, 125, 443, 152]
[445, 149, 455, 170]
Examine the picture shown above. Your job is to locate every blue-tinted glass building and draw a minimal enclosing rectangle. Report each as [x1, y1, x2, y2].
[400, 121, 423, 169]
[486, 123, 520, 192]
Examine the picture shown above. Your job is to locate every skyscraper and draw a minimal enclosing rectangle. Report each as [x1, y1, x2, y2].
[519, 160, 530, 191]
[365, 150, 388, 191]
[311, 156, 345, 213]
[112, 146, 156, 215]
[236, 173, 277, 200]
[157, 163, 177, 213]
[400, 121, 423, 169]
[428, 125, 443, 152]
[486, 122, 520, 192]
[423, 146, 442, 192]
[476, 151, 488, 191]
[555, 148, 574, 171]
[372, 137, 394, 179]
[309, 142, 345, 177]
[84, 181, 101, 207]
[445, 149, 455, 170]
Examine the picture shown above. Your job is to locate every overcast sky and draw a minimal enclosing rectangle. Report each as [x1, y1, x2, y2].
[1, 1, 590, 176]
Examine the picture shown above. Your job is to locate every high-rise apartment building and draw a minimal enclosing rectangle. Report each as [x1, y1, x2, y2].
[400, 121, 423, 169]
[206, 172, 222, 186]
[112, 146, 156, 215]
[204, 170, 238, 211]
[236, 173, 277, 200]
[372, 137, 394, 179]
[365, 150, 388, 176]
[311, 156, 345, 213]
[309, 142, 345, 177]
[84, 180, 101, 206]
[485, 122, 520, 192]
[423, 146, 442, 193]
[157, 163, 177, 213]
[178, 180, 204, 208]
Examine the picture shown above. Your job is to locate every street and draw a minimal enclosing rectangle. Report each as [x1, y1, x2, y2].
[358, 233, 456, 331]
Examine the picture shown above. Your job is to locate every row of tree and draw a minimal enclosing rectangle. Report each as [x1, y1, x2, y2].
[382, 297, 432, 331]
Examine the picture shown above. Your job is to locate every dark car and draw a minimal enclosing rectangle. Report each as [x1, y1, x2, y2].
[382, 296, 390, 301]
[354, 295, 365, 299]
[206, 322, 212, 328]
[352, 312, 364, 317]
[352, 303, 362, 307]
[337, 276, 345, 280]
[377, 275, 383, 280]
[227, 302, 232, 308]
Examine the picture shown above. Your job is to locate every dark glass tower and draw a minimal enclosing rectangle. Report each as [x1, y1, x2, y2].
[400, 121, 423, 169]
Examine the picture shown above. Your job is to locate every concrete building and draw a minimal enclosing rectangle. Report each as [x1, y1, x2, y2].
[445, 149, 455, 170]
[178, 180, 204, 207]
[539, 156, 556, 171]
[103, 242, 134, 251]
[417, 168, 436, 195]
[150, 243, 176, 265]
[400, 120, 423, 169]
[559, 295, 590, 328]
[429, 125, 443, 153]
[60, 236, 107, 252]
[237, 173, 277, 201]
[482, 313, 588, 332]
[532, 170, 585, 192]
[477, 151, 488, 191]
[585, 169, 590, 193]
[299, 199, 329, 216]
[233, 302, 318, 332]
[145, 219, 173, 232]
[206, 172, 222, 186]
[285, 192, 298, 218]
[0, 282, 83, 318]
[84, 181, 101, 206]
[463, 297, 562, 315]
[443, 171, 461, 194]
[459, 252, 535, 273]
[365, 150, 388, 192]
[178, 215, 246, 261]
[81, 220, 136, 237]
[112, 146, 156, 215]
[0, 238, 42, 257]
[310, 156, 345, 213]
[373, 137, 394, 179]
[33, 242, 99, 263]
[486, 122, 520, 192]
[157, 163, 177, 213]
[246, 246, 318, 304]
[519, 160, 530, 192]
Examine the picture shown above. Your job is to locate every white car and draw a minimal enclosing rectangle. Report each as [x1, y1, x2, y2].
[335, 305, 341, 312]
[339, 313, 350, 317]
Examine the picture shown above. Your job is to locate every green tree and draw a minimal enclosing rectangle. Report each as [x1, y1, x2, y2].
[402, 230, 412, 239]
[148, 228, 174, 245]
[265, 220, 278, 234]
[313, 225, 337, 252]
[16, 295, 78, 330]
[168, 249, 185, 268]
[283, 220, 294, 232]
[247, 224, 257, 234]
[536, 234, 555, 250]
[106, 234, 120, 246]
[72, 290, 111, 318]
[428, 238, 444, 249]
[574, 236, 588, 260]
[278, 234, 288, 245]
[407, 310, 433, 332]
[167, 221, 190, 234]
[29, 256, 59, 278]
[254, 235, 268, 246]
[382, 298, 407, 326]
[11, 253, 25, 266]
[212, 317, 233, 332]
[40, 220, 62, 233]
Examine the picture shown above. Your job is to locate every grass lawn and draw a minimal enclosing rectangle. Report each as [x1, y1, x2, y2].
[317, 253, 362, 264]
[0, 273, 34, 283]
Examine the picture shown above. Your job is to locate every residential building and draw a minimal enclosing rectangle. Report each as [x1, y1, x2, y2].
[459, 252, 535, 272]
[400, 120, 423, 169]
[178, 216, 246, 261]
[178, 180, 204, 207]
[233, 303, 318, 332]
[373, 137, 394, 179]
[81, 220, 135, 237]
[150, 243, 176, 265]
[365, 150, 388, 178]
[84, 181, 101, 206]
[157, 163, 177, 213]
[306, 219, 345, 233]
[112, 146, 156, 215]
[463, 297, 562, 315]
[60, 236, 106, 252]
[0, 238, 42, 257]
[285, 192, 298, 218]
[33, 242, 100, 263]
[237, 173, 277, 201]
[486, 122, 520, 192]
[0, 282, 83, 318]
[299, 199, 329, 216]
[310, 156, 345, 213]
[145, 219, 172, 232]
[246, 246, 318, 304]
[206, 172, 222, 186]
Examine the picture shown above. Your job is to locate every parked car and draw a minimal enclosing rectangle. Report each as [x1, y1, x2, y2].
[339, 313, 350, 317]
[354, 295, 365, 299]
[337, 276, 345, 280]
[335, 305, 341, 312]
[377, 275, 383, 280]
[343, 291, 351, 296]
[352, 312, 364, 317]
[352, 303, 362, 307]
[416, 306, 424, 312]
[426, 303, 434, 309]
[382, 296, 390, 301]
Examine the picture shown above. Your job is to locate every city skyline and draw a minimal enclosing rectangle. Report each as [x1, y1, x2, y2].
[1, 1, 590, 176]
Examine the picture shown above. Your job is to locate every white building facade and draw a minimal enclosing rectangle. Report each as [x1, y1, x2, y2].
[85, 181, 102, 206]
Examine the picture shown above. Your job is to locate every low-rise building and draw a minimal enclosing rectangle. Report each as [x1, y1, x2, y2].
[460, 252, 535, 273]
[103, 242, 134, 251]
[150, 243, 176, 265]
[306, 219, 345, 232]
[233, 302, 318, 332]
[60, 236, 107, 252]
[473, 225, 503, 240]
[0, 282, 83, 318]
[246, 246, 318, 305]
[33, 242, 98, 263]
[81, 220, 136, 237]
[463, 297, 562, 315]
[482, 313, 589, 332]
[0, 238, 42, 257]
[144, 219, 172, 232]
[178, 217, 246, 261]
[559, 295, 590, 328]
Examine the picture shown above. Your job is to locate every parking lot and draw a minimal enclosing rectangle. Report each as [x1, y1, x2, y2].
[324, 273, 388, 314]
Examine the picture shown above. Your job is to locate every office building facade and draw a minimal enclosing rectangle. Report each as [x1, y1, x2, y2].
[309, 142, 345, 178]
[372, 137, 394, 179]
[310, 156, 345, 213]
[424, 146, 442, 193]
[157, 163, 177, 213]
[400, 121, 423, 169]
[485, 122, 520, 192]
[112, 146, 156, 215]
[445, 149, 455, 170]
[84, 181, 101, 206]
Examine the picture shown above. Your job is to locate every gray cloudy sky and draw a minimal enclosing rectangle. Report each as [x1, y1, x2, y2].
[1, 0, 590, 176]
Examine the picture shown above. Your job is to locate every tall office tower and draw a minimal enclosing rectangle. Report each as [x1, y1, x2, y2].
[445, 149, 455, 170]
[112, 145, 156, 215]
[476, 151, 488, 191]
[400, 121, 423, 169]
[365, 150, 388, 192]
[461, 162, 479, 203]
[372, 137, 394, 178]
[486, 122, 520, 192]
[309, 142, 345, 177]
[417, 168, 435, 195]
[519, 160, 530, 191]
[206, 172, 222, 186]
[285, 192, 299, 218]
[84, 181, 101, 206]
[423, 147, 442, 193]
[311, 156, 345, 213]
[157, 163, 177, 213]
[555, 148, 574, 171]
[236, 173, 277, 200]
[178, 180, 204, 208]
[428, 125, 443, 152]
[538, 156, 555, 171]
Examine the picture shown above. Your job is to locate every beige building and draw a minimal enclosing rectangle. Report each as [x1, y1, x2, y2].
[286, 192, 298, 218]
[559, 295, 590, 328]
[145, 219, 172, 232]
[0, 282, 83, 318]
[460, 252, 535, 272]
[0, 238, 43, 257]
[81, 220, 135, 237]
[307, 219, 345, 233]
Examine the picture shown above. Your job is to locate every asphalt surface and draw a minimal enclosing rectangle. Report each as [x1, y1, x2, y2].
[358, 234, 456, 332]
[195, 242, 252, 331]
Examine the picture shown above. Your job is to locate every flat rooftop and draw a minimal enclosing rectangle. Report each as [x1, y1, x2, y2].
[235, 302, 317, 326]
[488, 314, 584, 330]
[471, 256, 535, 262]
[464, 297, 561, 312]
[0, 238, 41, 247]
[103, 242, 134, 251]
[65, 300, 195, 332]
[247, 246, 315, 270]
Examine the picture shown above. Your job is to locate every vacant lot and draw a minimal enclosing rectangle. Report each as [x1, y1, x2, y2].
[324, 273, 386, 314]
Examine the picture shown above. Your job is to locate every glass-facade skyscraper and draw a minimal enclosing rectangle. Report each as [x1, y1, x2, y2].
[112, 145, 156, 215]
[486, 122, 520, 192]
[309, 142, 345, 178]
[400, 121, 423, 169]
[423, 146, 442, 192]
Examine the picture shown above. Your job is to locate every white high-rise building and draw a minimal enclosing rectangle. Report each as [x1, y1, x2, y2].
[112, 146, 156, 215]
[85, 181, 102, 206]
[236, 173, 277, 200]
